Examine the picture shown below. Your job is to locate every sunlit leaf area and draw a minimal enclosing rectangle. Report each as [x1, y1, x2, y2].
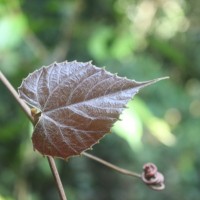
[0, 0, 200, 200]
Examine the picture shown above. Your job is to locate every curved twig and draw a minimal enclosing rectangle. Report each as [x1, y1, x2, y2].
[82, 152, 141, 178]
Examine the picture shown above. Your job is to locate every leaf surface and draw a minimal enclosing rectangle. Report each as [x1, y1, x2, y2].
[18, 61, 165, 159]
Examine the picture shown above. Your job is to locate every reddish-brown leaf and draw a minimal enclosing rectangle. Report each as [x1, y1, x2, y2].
[18, 61, 165, 159]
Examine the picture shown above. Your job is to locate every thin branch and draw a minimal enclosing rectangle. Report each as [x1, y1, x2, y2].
[82, 152, 141, 179]
[0, 71, 67, 200]
[48, 157, 67, 200]
[0, 71, 33, 122]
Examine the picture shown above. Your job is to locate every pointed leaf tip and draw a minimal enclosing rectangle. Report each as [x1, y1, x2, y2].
[18, 60, 165, 159]
[136, 76, 169, 90]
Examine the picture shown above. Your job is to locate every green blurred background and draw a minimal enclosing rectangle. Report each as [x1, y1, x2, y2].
[0, 0, 200, 199]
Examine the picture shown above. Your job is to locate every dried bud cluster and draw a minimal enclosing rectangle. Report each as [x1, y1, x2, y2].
[142, 163, 165, 190]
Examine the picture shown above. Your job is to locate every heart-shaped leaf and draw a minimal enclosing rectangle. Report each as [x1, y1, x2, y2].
[18, 61, 165, 159]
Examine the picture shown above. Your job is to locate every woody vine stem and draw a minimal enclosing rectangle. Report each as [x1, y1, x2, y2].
[0, 71, 165, 200]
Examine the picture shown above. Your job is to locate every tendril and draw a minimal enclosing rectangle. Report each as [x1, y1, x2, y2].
[141, 163, 165, 190]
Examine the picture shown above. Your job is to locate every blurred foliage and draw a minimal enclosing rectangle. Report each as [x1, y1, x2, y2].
[0, 0, 200, 199]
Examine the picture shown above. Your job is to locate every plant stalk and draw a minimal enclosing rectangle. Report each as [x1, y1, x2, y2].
[82, 152, 141, 178]
[0, 71, 33, 122]
[0, 71, 67, 200]
[47, 157, 67, 200]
